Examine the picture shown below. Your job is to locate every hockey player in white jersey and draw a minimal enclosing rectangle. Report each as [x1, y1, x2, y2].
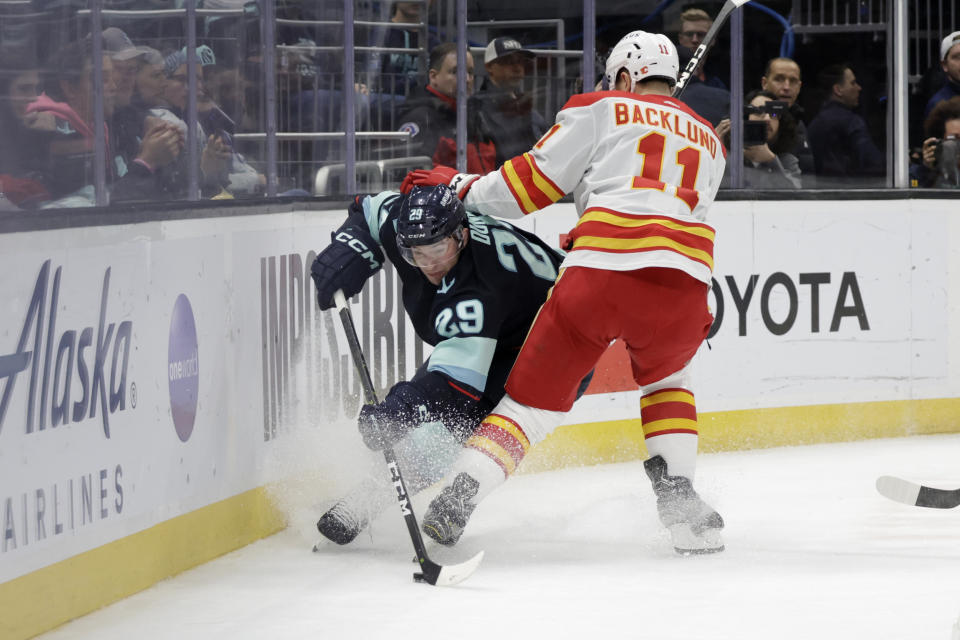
[402, 30, 728, 554]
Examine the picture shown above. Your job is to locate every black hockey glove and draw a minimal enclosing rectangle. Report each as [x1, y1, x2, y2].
[357, 382, 427, 450]
[311, 224, 384, 310]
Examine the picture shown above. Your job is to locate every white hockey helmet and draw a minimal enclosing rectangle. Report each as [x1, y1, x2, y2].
[604, 30, 679, 91]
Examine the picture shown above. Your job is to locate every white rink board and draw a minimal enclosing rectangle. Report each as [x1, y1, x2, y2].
[0, 197, 957, 584]
[521, 199, 960, 423]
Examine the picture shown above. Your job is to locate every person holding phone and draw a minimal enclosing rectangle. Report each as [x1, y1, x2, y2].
[716, 89, 802, 189]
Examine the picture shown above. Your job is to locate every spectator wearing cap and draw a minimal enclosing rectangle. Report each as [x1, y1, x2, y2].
[150, 45, 264, 197]
[924, 31, 960, 119]
[475, 36, 548, 165]
[152, 46, 232, 194]
[103, 27, 149, 111]
[396, 42, 498, 174]
[104, 29, 172, 178]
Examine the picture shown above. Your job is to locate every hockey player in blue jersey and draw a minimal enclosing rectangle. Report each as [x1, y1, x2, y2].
[310, 184, 587, 545]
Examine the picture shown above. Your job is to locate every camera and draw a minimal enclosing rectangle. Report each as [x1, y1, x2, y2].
[743, 121, 768, 147]
[741, 100, 789, 147]
[744, 100, 789, 119]
[935, 135, 960, 186]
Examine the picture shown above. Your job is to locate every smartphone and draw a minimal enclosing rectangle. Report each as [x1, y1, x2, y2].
[743, 121, 767, 147]
[215, 129, 234, 150]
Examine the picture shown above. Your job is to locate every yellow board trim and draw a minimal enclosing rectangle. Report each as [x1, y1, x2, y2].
[521, 397, 960, 473]
[5, 397, 959, 639]
[0, 487, 286, 640]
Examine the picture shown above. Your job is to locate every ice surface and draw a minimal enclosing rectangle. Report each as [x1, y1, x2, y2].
[39, 434, 960, 640]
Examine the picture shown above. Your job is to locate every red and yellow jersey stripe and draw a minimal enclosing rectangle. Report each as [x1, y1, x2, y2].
[500, 152, 566, 215]
[640, 388, 698, 439]
[569, 207, 716, 271]
[465, 413, 532, 477]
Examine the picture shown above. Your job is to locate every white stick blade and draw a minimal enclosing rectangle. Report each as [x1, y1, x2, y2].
[876, 475, 922, 506]
[432, 551, 485, 587]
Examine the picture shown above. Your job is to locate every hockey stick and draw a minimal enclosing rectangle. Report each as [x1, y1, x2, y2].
[876, 475, 960, 509]
[332, 290, 484, 586]
[673, 0, 754, 99]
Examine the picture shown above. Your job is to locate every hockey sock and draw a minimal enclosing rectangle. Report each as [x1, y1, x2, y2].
[443, 448, 507, 504]
[640, 387, 699, 480]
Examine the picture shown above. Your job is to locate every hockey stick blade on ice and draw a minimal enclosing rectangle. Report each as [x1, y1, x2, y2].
[333, 290, 484, 586]
[876, 475, 960, 509]
[673, 0, 753, 99]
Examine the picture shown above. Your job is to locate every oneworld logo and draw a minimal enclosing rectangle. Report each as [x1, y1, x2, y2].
[168, 294, 199, 442]
[0, 260, 133, 438]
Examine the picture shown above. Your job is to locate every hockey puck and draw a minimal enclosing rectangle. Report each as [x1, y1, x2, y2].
[412, 573, 425, 583]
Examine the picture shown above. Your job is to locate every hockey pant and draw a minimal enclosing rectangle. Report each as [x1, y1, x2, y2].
[446, 266, 712, 501]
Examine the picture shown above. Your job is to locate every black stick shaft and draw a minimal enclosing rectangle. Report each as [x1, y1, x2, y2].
[673, 0, 752, 98]
[332, 290, 437, 575]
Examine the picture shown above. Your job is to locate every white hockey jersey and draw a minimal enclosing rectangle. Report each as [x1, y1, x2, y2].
[463, 91, 727, 284]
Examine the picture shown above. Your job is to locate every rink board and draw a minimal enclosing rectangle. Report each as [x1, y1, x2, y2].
[0, 197, 958, 639]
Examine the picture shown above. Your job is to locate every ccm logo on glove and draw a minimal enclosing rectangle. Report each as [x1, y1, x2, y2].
[335, 231, 380, 270]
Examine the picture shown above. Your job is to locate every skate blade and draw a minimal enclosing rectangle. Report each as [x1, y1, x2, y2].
[668, 523, 724, 555]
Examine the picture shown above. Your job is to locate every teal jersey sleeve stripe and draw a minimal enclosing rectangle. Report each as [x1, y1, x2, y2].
[363, 191, 400, 244]
[426, 336, 498, 392]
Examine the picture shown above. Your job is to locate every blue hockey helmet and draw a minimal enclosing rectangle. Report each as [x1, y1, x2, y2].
[397, 185, 467, 265]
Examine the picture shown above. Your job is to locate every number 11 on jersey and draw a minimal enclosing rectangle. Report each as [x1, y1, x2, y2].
[631, 131, 701, 211]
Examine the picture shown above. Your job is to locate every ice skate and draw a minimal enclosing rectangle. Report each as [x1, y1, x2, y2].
[422, 472, 480, 546]
[644, 455, 724, 555]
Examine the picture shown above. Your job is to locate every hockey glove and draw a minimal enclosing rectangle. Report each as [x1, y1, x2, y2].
[311, 225, 384, 310]
[357, 382, 427, 450]
[399, 165, 479, 200]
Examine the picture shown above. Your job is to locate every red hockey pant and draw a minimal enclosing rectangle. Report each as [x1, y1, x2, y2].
[505, 266, 713, 412]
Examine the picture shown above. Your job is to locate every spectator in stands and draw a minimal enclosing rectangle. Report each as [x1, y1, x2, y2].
[716, 89, 801, 189]
[25, 38, 183, 206]
[807, 63, 884, 186]
[912, 96, 960, 188]
[134, 47, 168, 110]
[924, 31, 960, 119]
[676, 7, 726, 90]
[760, 56, 815, 186]
[397, 42, 497, 174]
[675, 44, 729, 127]
[372, 1, 439, 95]
[475, 37, 547, 165]
[156, 45, 263, 196]
[202, 64, 243, 135]
[102, 28, 144, 114]
[104, 29, 165, 179]
[0, 64, 52, 207]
